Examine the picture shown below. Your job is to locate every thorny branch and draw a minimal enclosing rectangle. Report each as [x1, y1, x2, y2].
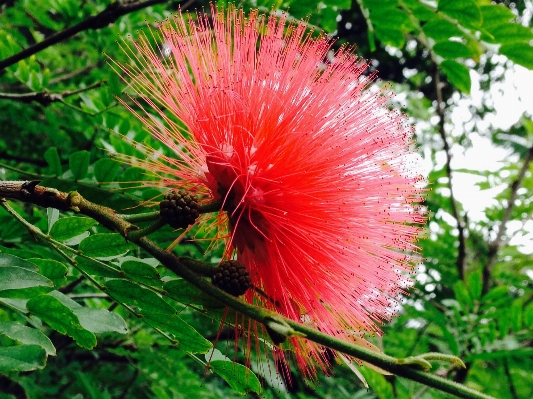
[0, 180, 496, 399]
[433, 64, 467, 281]
[0, 0, 195, 72]
[482, 145, 533, 295]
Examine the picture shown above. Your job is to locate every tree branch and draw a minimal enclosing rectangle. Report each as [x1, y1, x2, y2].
[503, 357, 519, 399]
[48, 64, 99, 86]
[0, 81, 105, 105]
[0, 181, 497, 399]
[482, 145, 533, 294]
[0, 151, 49, 167]
[433, 64, 467, 280]
[0, 0, 190, 72]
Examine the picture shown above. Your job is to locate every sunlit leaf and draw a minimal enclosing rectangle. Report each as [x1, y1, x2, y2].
[440, 60, 471, 93]
[438, 0, 482, 27]
[499, 43, 533, 70]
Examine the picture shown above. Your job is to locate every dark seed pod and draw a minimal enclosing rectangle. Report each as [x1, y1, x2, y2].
[212, 260, 251, 297]
[159, 190, 200, 229]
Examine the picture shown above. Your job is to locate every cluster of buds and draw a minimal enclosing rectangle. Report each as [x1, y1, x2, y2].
[159, 190, 199, 229]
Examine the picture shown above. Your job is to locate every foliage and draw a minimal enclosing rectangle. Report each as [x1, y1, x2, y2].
[1, 0, 532, 398]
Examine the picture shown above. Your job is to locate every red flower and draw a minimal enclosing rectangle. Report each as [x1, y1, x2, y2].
[111, 6, 425, 377]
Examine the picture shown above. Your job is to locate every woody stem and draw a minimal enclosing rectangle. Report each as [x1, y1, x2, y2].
[0, 181, 495, 399]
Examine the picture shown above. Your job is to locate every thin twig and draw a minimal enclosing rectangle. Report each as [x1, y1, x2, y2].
[412, 386, 429, 399]
[503, 357, 519, 399]
[433, 63, 467, 281]
[59, 276, 85, 294]
[0, 151, 49, 167]
[119, 368, 139, 399]
[69, 293, 111, 299]
[482, 145, 533, 294]
[354, 0, 376, 51]
[0, 0, 180, 71]
[49, 64, 99, 85]
[0, 81, 105, 106]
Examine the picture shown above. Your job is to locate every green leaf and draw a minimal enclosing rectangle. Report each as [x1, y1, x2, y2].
[69, 150, 91, 180]
[144, 314, 212, 354]
[49, 216, 98, 242]
[0, 345, 47, 373]
[47, 291, 128, 334]
[370, 8, 414, 32]
[210, 360, 261, 395]
[487, 23, 533, 44]
[510, 299, 523, 332]
[29, 258, 68, 287]
[422, 19, 464, 42]
[326, 0, 350, 8]
[466, 270, 482, 301]
[364, 0, 399, 10]
[524, 302, 533, 328]
[74, 308, 128, 335]
[402, 0, 437, 21]
[94, 158, 121, 183]
[0, 266, 54, 299]
[498, 311, 509, 338]
[480, 4, 516, 30]
[0, 322, 56, 356]
[47, 208, 59, 234]
[0, 298, 29, 314]
[78, 233, 135, 259]
[121, 260, 161, 286]
[48, 290, 82, 309]
[108, 72, 122, 98]
[440, 60, 471, 94]
[76, 257, 123, 278]
[466, 348, 533, 362]
[0, 253, 38, 271]
[453, 280, 473, 312]
[438, 0, 482, 27]
[44, 147, 62, 176]
[374, 27, 405, 48]
[106, 279, 210, 353]
[499, 43, 533, 70]
[481, 285, 508, 302]
[357, 366, 394, 399]
[27, 295, 96, 349]
[118, 167, 156, 188]
[315, 7, 337, 33]
[433, 41, 474, 59]
[163, 279, 204, 303]
[105, 279, 175, 315]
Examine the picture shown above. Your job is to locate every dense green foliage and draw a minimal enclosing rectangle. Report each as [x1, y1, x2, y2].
[1, 0, 532, 398]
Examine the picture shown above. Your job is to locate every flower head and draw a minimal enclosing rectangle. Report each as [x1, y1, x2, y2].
[111, 6, 425, 377]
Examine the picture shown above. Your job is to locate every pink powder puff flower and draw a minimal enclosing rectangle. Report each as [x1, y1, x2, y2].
[110, 5, 425, 378]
